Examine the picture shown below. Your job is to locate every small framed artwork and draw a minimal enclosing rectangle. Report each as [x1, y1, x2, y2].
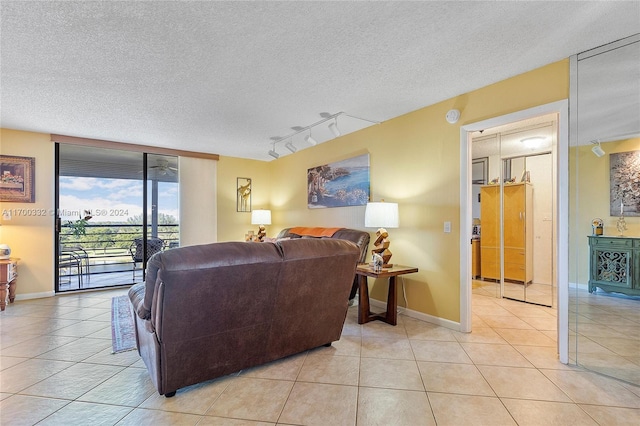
[237, 177, 252, 212]
[0, 155, 35, 203]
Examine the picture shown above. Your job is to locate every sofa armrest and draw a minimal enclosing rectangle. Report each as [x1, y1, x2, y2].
[128, 283, 147, 319]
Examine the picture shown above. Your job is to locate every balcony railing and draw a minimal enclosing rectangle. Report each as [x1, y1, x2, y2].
[58, 223, 179, 290]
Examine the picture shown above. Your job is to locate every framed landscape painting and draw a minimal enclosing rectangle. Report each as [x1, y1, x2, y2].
[307, 153, 370, 208]
[0, 155, 35, 203]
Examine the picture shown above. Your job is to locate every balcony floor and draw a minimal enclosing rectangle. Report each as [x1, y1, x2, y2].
[58, 269, 143, 292]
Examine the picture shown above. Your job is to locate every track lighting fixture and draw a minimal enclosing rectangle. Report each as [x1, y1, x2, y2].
[285, 140, 297, 153]
[305, 131, 317, 146]
[266, 111, 379, 159]
[328, 118, 341, 137]
[586, 132, 640, 160]
[268, 142, 279, 159]
[591, 140, 605, 157]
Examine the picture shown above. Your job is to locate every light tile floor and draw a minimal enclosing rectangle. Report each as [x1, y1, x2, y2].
[1, 287, 639, 425]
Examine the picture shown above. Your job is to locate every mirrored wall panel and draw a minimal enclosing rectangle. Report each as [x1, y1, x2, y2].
[569, 34, 640, 385]
[472, 115, 557, 308]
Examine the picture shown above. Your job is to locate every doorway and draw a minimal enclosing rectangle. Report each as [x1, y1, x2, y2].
[470, 116, 556, 307]
[459, 100, 570, 362]
[55, 144, 179, 292]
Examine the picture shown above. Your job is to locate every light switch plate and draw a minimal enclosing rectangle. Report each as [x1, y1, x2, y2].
[444, 221, 451, 233]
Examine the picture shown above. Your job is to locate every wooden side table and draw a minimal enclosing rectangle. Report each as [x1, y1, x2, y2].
[0, 258, 19, 311]
[356, 264, 418, 326]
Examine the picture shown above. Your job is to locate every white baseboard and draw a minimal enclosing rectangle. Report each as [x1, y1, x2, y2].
[369, 299, 462, 332]
[569, 281, 589, 290]
[14, 291, 55, 301]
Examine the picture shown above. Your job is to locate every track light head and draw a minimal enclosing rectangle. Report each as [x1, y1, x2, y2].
[285, 141, 297, 153]
[268, 149, 279, 159]
[268, 142, 279, 159]
[268, 149, 280, 159]
[305, 132, 317, 146]
[328, 119, 341, 137]
[591, 140, 605, 157]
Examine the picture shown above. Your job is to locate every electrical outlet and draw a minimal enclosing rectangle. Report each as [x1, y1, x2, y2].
[444, 221, 451, 233]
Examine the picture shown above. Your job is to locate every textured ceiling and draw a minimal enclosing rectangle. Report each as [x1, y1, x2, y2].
[1, 1, 639, 161]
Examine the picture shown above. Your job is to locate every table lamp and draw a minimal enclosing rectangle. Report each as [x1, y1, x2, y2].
[251, 209, 271, 242]
[364, 200, 399, 267]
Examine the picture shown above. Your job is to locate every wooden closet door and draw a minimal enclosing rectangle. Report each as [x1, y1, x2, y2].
[480, 185, 500, 280]
[503, 184, 525, 248]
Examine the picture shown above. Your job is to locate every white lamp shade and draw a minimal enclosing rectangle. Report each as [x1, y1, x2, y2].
[364, 202, 399, 228]
[251, 209, 271, 225]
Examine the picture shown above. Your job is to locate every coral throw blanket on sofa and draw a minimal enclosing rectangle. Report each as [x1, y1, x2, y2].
[289, 227, 344, 237]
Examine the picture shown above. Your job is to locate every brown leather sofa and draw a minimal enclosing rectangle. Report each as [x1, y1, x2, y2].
[276, 227, 370, 301]
[128, 238, 360, 397]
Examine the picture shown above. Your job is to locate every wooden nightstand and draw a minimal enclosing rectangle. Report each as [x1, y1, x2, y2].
[0, 258, 19, 311]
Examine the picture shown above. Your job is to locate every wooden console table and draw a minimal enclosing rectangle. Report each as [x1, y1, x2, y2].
[588, 236, 640, 296]
[0, 258, 19, 311]
[356, 264, 418, 326]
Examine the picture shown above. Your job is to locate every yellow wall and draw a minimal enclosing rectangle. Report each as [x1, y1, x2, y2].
[0, 129, 55, 297]
[0, 60, 569, 319]
[216, 156, 272, 242]
[1, 128, 227, 298]
[570, 138, 640, 286]
[265, 60, 569, 323]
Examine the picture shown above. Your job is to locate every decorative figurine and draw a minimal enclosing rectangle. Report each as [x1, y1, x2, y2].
[256, 225, 267, 242]
[592, 218, 603, 236]
[371, 227, 393, 267]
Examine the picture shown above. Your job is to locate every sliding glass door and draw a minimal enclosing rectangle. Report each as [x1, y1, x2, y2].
[55, 144, 179, 292]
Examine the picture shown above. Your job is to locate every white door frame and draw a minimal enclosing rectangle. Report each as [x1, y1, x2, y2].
[459, 99, 569, 363]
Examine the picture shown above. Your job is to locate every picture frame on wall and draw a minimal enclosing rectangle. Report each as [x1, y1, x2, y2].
[610, 150, 640, 217]
[0, 155, 35, 203]
[307, 153, 370, 209]
[237, 177, 252, 212]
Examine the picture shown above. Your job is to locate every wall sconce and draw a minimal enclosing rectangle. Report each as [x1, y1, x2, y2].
[251, 209, 271, 242]
[591, 140, 605, 157]
[364, 200, 399, 267]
